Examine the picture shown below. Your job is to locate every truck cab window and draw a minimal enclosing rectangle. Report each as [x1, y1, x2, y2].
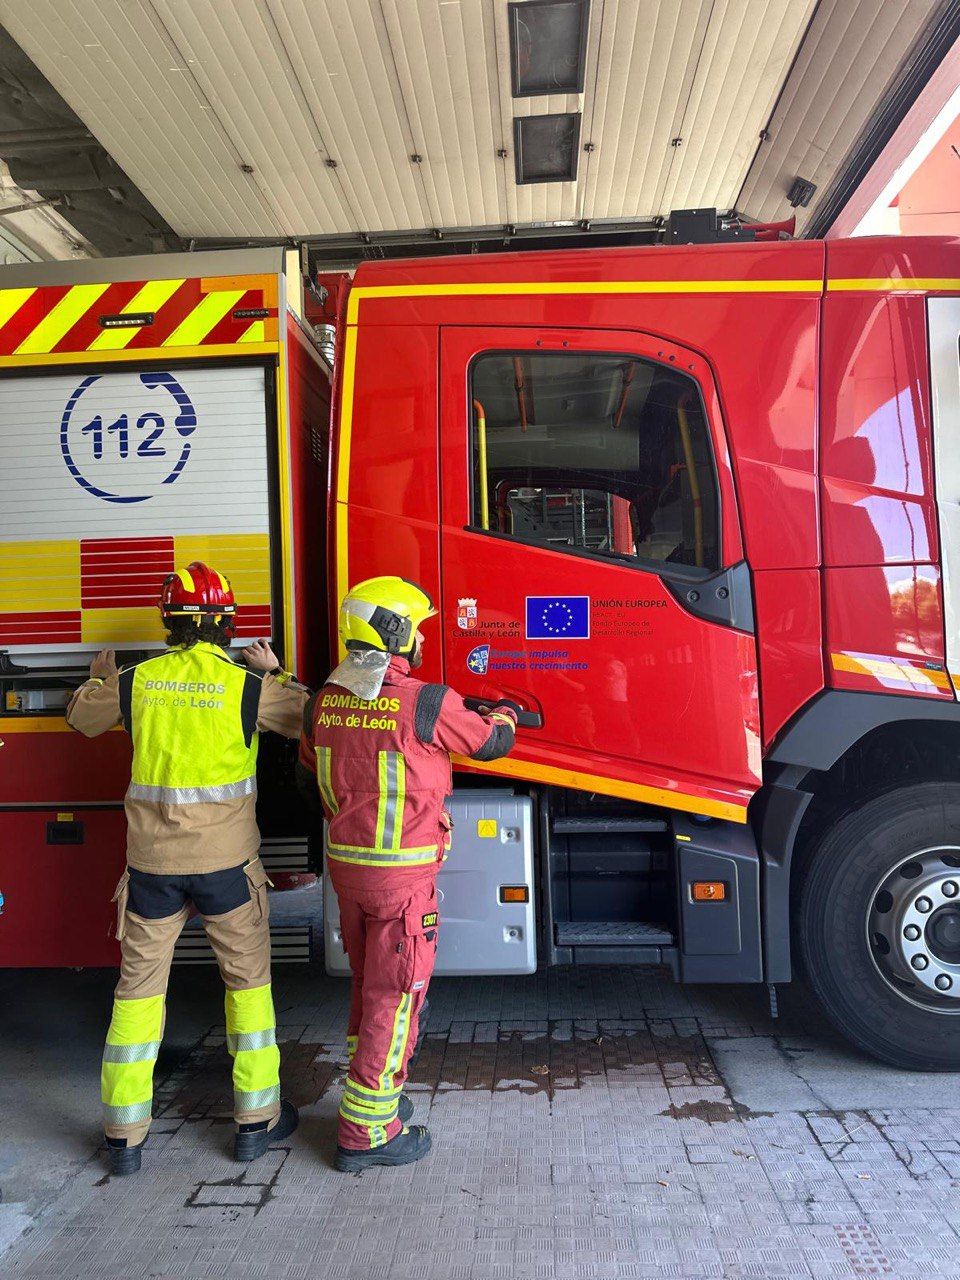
[470, 351, 719, 573]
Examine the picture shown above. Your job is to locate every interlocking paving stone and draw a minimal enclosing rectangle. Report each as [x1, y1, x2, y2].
[4, 966, 960, 1277]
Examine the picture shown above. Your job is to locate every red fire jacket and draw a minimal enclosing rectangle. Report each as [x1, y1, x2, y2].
[297, 656, 517, 888]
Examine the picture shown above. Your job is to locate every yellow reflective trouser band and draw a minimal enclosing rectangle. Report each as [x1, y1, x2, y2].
[101, 994, 164, 1128]
[338, 1080, 401, 1131]
[375, 750, 406, 850]
[339, 1100, 399, 1126]
[316, 747, 338, 814]
[340, 994, 412, 1148]
[382, 993, 412, 1089]
[326, 844, 437, 867]
[225, 983, 280, 1116]
[344, 1081, 401, 1108]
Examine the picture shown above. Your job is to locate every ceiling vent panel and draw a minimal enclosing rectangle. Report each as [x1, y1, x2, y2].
[509, 0, 589, 97]
[514, 110, 581, 183]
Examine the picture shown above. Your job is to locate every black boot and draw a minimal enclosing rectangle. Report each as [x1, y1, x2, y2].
[398, 1093, 414, 1125]
[106, 1134, 146, 1177]
[335, 1124, 431, 1172]
[234, 1099, 299, 1162]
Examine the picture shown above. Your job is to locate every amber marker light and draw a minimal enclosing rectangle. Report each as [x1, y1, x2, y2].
[499, 886, 530, 903]
[691, 881, 726, 902]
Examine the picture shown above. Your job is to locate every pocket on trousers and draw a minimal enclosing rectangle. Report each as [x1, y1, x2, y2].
[439, 809, 453, 854]
[243, 858, 272, 923]
[401, 896, 440, 994]
[110, 870, 130, 941]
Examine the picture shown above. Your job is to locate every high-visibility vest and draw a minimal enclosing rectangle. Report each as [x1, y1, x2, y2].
[117, 642, 260, 804]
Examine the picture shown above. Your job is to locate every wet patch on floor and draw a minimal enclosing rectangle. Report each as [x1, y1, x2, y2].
[154, 1038, 338, 1124]
[410, 1022, 721, 1102]
[660, 1099, 742, 1123]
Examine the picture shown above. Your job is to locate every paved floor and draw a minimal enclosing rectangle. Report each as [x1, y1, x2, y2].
[2, 955, 960, 1279]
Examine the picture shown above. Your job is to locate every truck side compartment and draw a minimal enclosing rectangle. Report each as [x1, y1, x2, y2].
[0, 248, 331, 968]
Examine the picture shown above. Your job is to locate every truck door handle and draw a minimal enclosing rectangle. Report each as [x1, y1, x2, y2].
[464, 696, 544, 729]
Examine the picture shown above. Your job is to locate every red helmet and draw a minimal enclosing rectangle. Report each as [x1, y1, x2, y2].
[159, 562, 237, 635]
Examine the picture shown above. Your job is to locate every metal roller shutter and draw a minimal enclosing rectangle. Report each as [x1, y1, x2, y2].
[0, 362, 274, 659]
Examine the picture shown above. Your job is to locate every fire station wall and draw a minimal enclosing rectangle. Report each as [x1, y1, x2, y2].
[819, 278, 949, 699]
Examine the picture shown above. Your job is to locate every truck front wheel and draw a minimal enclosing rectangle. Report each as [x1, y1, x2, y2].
[798, 782, 960, 1071]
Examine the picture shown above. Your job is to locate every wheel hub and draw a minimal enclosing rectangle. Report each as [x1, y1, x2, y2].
[868, 848, 960, 1010]
[927, 906, 960, 965]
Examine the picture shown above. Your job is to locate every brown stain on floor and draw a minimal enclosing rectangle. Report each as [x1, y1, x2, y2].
[160, 1025, 738, 1120]
[660, 1100, 740, 1123]
[409, 1027, 721, 1102]
[162, 1040, 335, 1119]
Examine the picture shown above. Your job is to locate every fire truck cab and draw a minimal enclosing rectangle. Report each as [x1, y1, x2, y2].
[5, 236, 960, 1072]
[323, 234, 960, 1071]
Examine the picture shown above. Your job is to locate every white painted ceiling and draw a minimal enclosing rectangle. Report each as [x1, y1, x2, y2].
[0, 0, 943, 241]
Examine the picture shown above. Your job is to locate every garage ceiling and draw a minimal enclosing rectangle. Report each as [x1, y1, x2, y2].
[0, 0, 951, 251]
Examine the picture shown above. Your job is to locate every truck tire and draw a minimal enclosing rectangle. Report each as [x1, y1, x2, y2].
[798, 782, 960, 1071]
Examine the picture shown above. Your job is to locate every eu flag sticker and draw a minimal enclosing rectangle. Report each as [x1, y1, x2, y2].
[525, 596, 590, 639]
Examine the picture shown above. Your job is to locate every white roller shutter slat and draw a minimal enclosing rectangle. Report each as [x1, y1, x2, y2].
[0, 366, 268, 540]
[738, 0, 939, 230]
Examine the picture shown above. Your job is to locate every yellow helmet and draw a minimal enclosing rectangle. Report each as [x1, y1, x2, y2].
[339, 576, 437, 655]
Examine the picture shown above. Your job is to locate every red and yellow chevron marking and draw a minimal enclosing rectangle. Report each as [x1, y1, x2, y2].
[830, 651, 954, 696]
[0, 534, 271, 648]
[0, 273, 279, 366]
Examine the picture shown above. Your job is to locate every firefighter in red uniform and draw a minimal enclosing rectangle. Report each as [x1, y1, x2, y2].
[298, 577, 518, 1171]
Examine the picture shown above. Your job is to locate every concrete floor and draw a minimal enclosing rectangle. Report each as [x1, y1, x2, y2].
[2, 952, 960, 1279]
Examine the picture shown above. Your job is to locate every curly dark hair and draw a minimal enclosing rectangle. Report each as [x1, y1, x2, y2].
[164, 616, 233, 650]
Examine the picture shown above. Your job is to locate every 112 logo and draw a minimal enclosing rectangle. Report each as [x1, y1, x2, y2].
[60, 370, 197, 504]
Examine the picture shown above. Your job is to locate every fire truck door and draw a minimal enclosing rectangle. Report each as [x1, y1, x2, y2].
[438, 326, 761, 822]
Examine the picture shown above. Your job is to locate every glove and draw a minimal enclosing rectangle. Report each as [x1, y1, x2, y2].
[489, 698, 522, 721]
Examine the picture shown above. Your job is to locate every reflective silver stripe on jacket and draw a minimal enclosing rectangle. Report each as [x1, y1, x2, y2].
[127, 776, 257, 805]
[316, 747, 339, 814]
[379, 750, 401, 849]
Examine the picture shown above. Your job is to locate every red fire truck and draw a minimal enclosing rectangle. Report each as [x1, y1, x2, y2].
[4, 237, 960, 1071]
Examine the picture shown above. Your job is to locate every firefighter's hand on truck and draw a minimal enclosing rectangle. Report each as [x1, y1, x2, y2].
[239, 639, 280, 673]
[89, 649, 117, 680]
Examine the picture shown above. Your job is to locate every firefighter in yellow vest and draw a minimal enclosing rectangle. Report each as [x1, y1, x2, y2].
[66, 562, 307, 1176]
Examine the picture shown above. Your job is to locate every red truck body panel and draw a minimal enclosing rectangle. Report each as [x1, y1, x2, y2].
[820, 238, 956, 700]
[335, 241, 826, 811]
